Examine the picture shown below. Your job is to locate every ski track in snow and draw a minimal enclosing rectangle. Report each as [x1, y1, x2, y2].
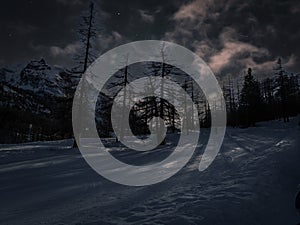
[0, 118, 300, 225]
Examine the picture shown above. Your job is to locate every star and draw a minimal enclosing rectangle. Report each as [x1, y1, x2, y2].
[8, 33, 12, 38]
[117, 12, 121, 16]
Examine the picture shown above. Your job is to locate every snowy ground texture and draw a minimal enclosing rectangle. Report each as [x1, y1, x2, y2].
[1, 118, 300, 225]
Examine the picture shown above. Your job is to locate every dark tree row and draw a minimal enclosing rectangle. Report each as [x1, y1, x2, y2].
[223, 59, 300, 127]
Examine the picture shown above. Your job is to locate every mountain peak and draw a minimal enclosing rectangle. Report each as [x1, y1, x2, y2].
[26, 58, 50, 69]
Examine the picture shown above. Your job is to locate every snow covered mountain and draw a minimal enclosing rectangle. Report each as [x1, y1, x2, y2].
[0, 59, 112, 143]
[0, 59, 74, 114]
[0, 59, 75, 95]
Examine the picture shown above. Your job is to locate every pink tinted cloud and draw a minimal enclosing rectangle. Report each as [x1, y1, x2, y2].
[208, 41, 268, 73]
[174, 0, 208, 21]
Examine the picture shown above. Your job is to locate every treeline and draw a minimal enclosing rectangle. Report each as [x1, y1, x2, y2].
[1, 58, 299, 144]
[223, 58, 300, 127]
[100, 58, 300, 140]
[0, 81, 73, 143]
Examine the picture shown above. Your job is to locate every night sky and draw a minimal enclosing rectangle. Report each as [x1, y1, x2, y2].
[1, 0, 300, 78]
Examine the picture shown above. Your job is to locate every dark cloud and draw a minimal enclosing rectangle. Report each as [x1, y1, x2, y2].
[0, 0, 299, 79]
[164, 0, 300, 79]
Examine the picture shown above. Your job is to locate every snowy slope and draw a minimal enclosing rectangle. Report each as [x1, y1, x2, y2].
[0, 118, 300, 225]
